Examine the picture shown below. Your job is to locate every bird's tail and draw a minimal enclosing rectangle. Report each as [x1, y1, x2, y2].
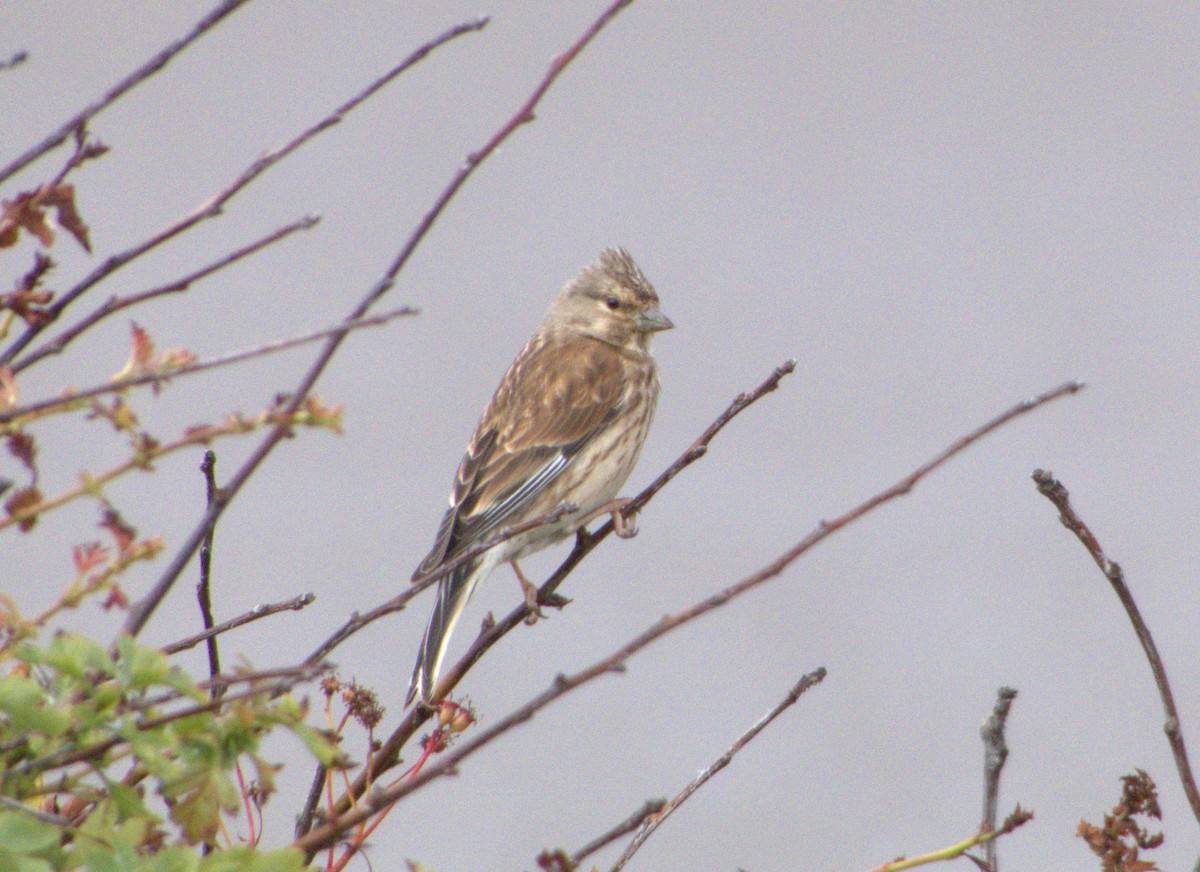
[406, 558, 485, 706]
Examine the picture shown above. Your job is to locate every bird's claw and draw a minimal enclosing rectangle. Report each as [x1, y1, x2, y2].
[520, 578, 545, 624]
[611, 501, 639, 539]
[542, 592, 572, 610]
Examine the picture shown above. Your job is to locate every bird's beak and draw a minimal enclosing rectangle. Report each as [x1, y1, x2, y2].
[637, 307, 674, 333]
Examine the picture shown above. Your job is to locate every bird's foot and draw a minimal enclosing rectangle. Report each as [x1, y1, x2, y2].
[607, 497, 639, 539]
[510, 561, 545, 625]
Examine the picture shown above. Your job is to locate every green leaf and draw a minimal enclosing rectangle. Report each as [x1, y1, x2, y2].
[108, 782, 155, 822]
[41, 633, 115, 679]
[0, 810, 60, 852]
[0, 847, 54, 872]
[140, 847, 202, 872]
[116, 637, 174, 689]
[288, 723, 342, 768]
[0, 676, 70, 736]
[167, 772, 237, 845]
[197, 847, 310, 872]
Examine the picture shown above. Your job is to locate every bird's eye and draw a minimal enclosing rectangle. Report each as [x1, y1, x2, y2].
[605, 295, 620, 310]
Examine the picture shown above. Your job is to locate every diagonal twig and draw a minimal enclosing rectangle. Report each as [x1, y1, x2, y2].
[0, 0, 251, 186]
[1032, 468, 1200, 827]
[163, 591, 316, 655]
[610, 667, 826, 871]
[300, 502, 579, 668]
[0, 306, 416, 427]
[12, 215, 319, 372]
[310, 377, 1082, 843]
[567, 799, 667, 867]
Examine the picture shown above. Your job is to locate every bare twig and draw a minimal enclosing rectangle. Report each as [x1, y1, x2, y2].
[0, 305, 416, 426]
[0, 795, 73, 827]
[310, 377, 1080, 845]
[0, 17, 485, 368]
[568, 799, 667, 866]
[301, 502, 579, 667]
[12, 215, 319, 372]
[1032, 468, 1200, 827]
[197, 451, 222, 698]
[980, 686, 1017, 872]
[0, 51, 29, 73]
[0, 0, 248, 185]
[610, 668, 826, 871]
[163, 592, 316, 655]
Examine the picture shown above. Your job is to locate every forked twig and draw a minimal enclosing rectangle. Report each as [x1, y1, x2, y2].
[568, 799, 667, 867]
[610, 668, 826, 871]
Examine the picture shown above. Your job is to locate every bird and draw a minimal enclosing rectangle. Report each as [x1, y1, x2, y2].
[406, 247, 673, 705]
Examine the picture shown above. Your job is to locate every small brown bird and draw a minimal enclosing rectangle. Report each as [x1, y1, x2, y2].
[407, 248, 673, 705]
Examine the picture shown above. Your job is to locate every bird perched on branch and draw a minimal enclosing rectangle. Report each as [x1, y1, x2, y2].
[406, 248, 673, 705]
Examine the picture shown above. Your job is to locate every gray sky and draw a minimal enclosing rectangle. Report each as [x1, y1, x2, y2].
[4, 3, 1200, 870]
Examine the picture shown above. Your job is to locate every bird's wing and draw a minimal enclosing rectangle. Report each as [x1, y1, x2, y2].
[414, 335, 626, 576]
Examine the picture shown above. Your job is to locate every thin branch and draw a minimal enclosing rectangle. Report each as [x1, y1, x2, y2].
[0, 795, 73, 828]
[0, 16, 486, 368]
[13, 661, 332, 780]
[0, 51, 29, 73]
[315, 359, 796, 827]
[0, 305, 416, 426]
[0, 0, 248, 184]
[308, 377, 1081, 845]
[12, 214, 319, 372]
[1032, 468, 1200, 827]
[980, 686, 1017, 872]
[610, 668, 826, 871]
[0, 392, 343, 531]
[162, 592, 316, 655]
[868, 807, 1034, 872]
[567, 799, 667, 867]
[300, 502, 579, 667]
[197, 451, 222, 698]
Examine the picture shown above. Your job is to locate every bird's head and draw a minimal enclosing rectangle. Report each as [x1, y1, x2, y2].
[550, 247, 674, 352]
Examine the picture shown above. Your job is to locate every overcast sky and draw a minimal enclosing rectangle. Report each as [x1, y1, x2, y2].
[4, 3, 1200, 870]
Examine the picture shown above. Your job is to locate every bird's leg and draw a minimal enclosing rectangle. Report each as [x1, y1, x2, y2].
[574, 497, 640, 539]
[510, 560, 545, 625]
[604, 497, 639, 538]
